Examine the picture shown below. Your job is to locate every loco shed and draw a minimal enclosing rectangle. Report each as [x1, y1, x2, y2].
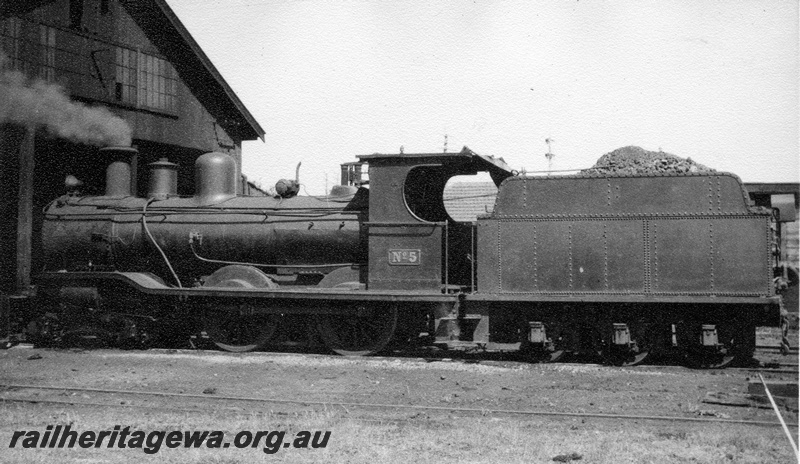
[28, 146, 782, 368]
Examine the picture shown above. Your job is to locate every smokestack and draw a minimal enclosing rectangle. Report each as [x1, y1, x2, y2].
[0, 53, 132, 147]
[99, 146, 137, 197]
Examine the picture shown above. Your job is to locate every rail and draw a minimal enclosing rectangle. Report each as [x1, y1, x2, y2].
[0, 383, 794, 428]
[362, 222, 446, 227]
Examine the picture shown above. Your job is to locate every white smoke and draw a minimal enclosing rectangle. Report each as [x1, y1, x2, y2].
[0, 53, 132, 147]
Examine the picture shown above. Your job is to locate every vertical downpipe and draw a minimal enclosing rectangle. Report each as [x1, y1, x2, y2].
[470, 224, 475, 292]
[16, 125, 35, 294]
[444, 222, 449, 293]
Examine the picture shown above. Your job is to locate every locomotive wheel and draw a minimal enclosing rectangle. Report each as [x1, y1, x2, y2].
[202, 265, 280, 352]
[316, 303, 398, 356]
[204, 265, 277, 289]
[387, 307, 429, 349]
[203, 309, 279, 353]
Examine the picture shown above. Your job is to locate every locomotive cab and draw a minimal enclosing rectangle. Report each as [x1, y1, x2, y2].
[357, 147, 512, 292]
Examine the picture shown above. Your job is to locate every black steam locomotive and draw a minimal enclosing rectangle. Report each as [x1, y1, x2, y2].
[29, 146, 783, 368]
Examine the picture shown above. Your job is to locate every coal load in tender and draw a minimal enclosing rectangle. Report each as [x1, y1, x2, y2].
[581, 145, 715, 175]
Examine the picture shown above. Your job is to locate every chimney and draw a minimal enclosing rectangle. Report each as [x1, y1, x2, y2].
[99, 146, 138, 198]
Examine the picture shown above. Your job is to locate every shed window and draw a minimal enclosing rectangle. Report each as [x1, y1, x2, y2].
[1, 17, 21, 70]
[39, 25, 56, 82]
[115, 47, 137, 104]
[114, 48, 177, 114]
[138, 53, 177, 113]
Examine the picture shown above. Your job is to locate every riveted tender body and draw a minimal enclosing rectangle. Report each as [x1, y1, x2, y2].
[477, 173, 773, 297]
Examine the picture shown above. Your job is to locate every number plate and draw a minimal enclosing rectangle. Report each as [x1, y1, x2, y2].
[388, 249, 421, 265]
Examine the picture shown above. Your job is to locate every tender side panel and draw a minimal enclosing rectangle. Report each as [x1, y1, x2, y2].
[478, 174, 772, 297]
[651, 219, 713, 293]
[476, 220, 500, 292]
[532, 221, 571, 292]
[568, 221, 606, 291]
[651, 217, 770, 295]
[709, 218, 771, 295]
[490, 219, 646, 293]
[498, 221, 571, 292]
[586, 220, 645, 292]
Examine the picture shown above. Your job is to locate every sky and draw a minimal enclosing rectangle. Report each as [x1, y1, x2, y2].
[165, 0, 799, 195]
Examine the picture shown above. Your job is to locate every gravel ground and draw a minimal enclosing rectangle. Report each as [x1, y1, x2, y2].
[0, 336, 796, 463]
[0, 347, 794, 419]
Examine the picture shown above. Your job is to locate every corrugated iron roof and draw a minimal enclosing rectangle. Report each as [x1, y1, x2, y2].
[443, 181, 497, 222]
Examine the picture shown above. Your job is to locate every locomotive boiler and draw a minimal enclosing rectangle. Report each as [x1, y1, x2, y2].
[42, 147, 364, 288]
[36, 146, 367, 351]
[28, 145, 783, 368]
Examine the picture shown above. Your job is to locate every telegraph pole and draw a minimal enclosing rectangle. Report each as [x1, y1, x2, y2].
[545, 137, 555, 174]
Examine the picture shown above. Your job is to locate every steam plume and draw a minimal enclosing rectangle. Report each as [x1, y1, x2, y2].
[0, 53, 132, 147]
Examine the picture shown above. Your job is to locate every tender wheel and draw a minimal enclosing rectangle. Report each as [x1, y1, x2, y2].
[682, 322, 743, 369]
[524, 346, 569, 363]
[203, 308, 279, 353]
[684, 347, 736, 369]
[521, 324, 573, 363]
[316, 303, 398, 356]
[604, 344, 650, 367]
[603, 326, 654, 367]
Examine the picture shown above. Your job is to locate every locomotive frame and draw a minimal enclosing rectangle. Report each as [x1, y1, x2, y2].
[27, 146, 782, 368]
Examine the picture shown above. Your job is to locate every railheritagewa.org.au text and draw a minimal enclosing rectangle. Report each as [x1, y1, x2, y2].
[9, 425, 331, 454]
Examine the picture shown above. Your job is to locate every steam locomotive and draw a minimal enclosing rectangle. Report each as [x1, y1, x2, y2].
[29, 146, 783, 368]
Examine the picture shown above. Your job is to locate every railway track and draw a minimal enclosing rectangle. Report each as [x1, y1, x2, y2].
[6, 342, 796, 376]
[0, 383, 794, 429]
[149, 345, 800, 374]
[755, 345, 798, 353]
[743, 368, 798, 375]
